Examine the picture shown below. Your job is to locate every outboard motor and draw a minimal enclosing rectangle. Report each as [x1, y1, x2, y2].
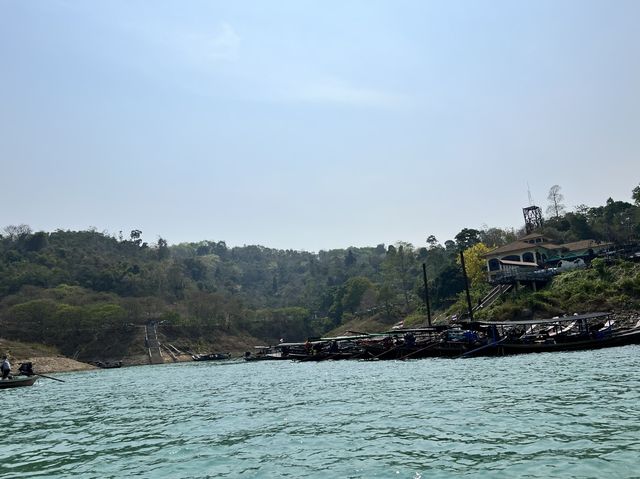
[18, 362, 34, 376]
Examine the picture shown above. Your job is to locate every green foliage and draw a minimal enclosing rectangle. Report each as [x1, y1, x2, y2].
[0, 186, 637, 353]
[454, 228, 481, 250]
[341, 277, 375, 314]
[458, 243, 491, 287]
[243, 307, 312, 342]
[479, 260, 640, 321]
[445, 282, 491, 319]
[633, 184, 640, 205]
[404, 312, 427, 327]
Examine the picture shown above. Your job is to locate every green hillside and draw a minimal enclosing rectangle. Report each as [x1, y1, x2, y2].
[1, 185, 639, 360]
[474, 259, 640, 322]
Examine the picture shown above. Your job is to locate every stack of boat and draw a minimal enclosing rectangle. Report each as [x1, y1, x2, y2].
[243, 312, 640, 362]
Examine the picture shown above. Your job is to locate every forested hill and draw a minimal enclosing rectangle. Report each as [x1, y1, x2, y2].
[0, 227, 468, 358]
[1, 185, 639, 359]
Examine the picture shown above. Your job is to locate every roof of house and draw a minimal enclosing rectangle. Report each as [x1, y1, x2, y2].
[483, 237, 610, 258]
[560, 239, 612, 251]
[483, 241, 544, 257]
[518, 233, 549, 241]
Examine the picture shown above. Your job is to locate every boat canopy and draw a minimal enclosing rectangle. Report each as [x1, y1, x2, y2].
[381, 326, 447, 334]
[475, 312, 610, 326]
[277, 340, 328, 347]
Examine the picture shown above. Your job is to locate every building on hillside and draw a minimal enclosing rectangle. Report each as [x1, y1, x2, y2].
[483, 233, 612, 281]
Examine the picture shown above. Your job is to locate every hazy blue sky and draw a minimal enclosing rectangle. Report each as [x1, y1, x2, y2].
[1, 1, 639, 251]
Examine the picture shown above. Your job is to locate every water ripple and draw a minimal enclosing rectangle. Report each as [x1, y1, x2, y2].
[2, 347, 640, 478]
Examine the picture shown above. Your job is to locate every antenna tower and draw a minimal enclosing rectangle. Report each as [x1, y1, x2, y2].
[527, 182, 535, 206]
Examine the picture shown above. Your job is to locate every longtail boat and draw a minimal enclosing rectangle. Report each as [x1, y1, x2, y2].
[462, 312, 640, 357]
[192, 353, 230, 361]
[245, 312, 640, 363]
[243, 346, 291, 361]
[0, 376, 38, 389]
[357, 326, 482, 360]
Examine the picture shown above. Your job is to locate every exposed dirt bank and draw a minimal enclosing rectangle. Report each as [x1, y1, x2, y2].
[21, 356, 96, 374]
[0, 339, 95, 373]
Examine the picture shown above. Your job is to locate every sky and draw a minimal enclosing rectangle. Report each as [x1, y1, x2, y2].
[1, 1, 639, 252]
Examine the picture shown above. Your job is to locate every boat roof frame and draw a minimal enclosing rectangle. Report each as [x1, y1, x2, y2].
[472, 312, 610, 326]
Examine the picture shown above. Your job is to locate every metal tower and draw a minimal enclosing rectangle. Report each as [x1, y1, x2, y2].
[523, 206, 543, 234]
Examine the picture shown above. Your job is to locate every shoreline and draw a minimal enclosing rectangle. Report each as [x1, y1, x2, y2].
[19, 356, 97, 374]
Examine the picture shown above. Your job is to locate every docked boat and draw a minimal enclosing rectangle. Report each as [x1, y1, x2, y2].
[462, 312, 640, 357]
[357, 326, 481, 360]
[89, 360, 122, 369]
[242, 312, 640, 363]
[192, 353, 230, 361]
[0, 376, 38, 389]
[243, 346, 292, 361]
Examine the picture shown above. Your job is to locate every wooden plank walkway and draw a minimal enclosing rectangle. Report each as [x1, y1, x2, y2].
[145, 322, 165, 364]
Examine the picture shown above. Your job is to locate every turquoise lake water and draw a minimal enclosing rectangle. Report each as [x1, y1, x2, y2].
[2, 346, 640, 478]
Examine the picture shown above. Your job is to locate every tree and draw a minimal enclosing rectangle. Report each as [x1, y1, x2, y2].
[478, 227, 516, 248]
[564, 212, 595, 240]
[431, 264, 465, 308]
[377, 284, 397, 320]
[546, 185, 566, 219]
[3, 224, 32, 241]
[130, 229, 143, 247]
[382, 242, 416, 309]
[344, 249, 356, 268]
[444, 240, 456, 251]
[457, 243, 491, 287]
[454, 228, 481, 250]
[24, 231, 49, 252]
[575, 204, 590, 216]
[156, 237, 170, 260]
[633, 184, 640, 205]
[341, 277, 374, 313]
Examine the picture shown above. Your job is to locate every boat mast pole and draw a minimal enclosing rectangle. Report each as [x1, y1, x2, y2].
[422, 263, 432, 327]
[460, 250, 474, 322]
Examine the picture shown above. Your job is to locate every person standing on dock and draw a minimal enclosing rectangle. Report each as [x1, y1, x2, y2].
[1, 356, 11, 380]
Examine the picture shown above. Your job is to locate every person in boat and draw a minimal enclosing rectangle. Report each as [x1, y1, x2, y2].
[18, 362, 34, 376]
[404, 333, 416, 347]
[329, 341, 339, 353]
[304, 339, 312, 355]
[1, 356, 11, 380]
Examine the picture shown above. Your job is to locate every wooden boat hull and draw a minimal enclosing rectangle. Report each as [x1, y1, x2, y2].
[294, 352, 362, 362]
[193, 353, 230, 361]
[362, 341, 480, 360]
[90, 361, 122, 368]
[478, 329, 640, 356]
[0, 376, 38, 389]
[244, 354, 290, 361]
